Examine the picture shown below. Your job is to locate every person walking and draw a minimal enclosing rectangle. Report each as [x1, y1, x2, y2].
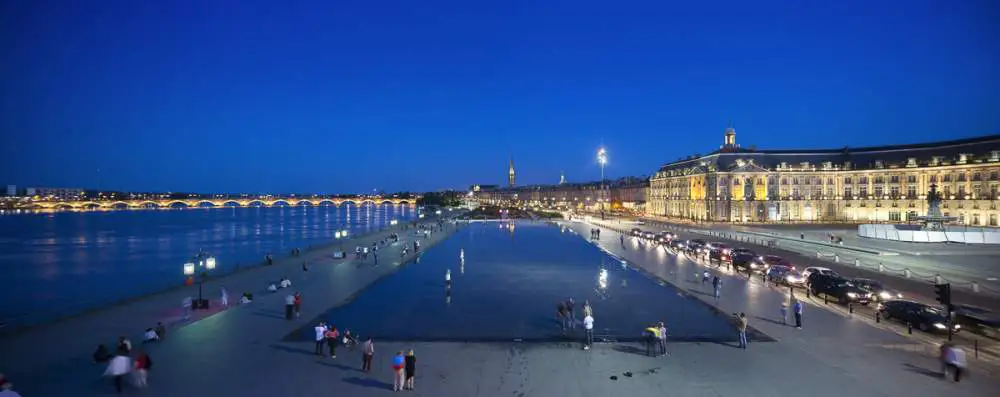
[780, 300, 789, 325]
[133, 350, 152, 388]
[940, 343, 967, 382]
[104, 348, 131, 394]
[284, 293, 295, 320]
[583, 313, 594, 350]
[294, 292, 302, 318]
[404, 350, 417, 390]
[793, 299, 803, 329]
[701, 270, 710, 286]
[361, 337, 374, 373]
[325, 326, 340, 358]
[712, 276, 721, 299]
[313, 322, 327, 356]
[735, 313, 749, 349]
[392, 351, 406, 391]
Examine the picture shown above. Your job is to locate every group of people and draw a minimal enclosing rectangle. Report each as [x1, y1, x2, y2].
[313, 322, 361, 358]
[555, 298, 597, 350]
[643, 322, 668, 356]
[589, 228, 601, 239]
[94, 337, 153, 393]
[141, 322, 167, 343]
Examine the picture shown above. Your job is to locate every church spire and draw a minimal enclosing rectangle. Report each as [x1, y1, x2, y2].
[508, 157, 516, 188]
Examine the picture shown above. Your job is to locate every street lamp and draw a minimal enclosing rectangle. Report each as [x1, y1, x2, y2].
[597, 148, 608, 219]
[184, 252, 216, 309]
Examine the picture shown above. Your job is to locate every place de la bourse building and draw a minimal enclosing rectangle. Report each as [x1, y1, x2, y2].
[648, 128, 1000, 226]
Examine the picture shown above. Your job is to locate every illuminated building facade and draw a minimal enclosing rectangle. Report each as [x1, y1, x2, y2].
[648, 129, 1000, 226]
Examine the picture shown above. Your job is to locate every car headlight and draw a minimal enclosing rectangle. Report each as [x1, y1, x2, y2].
[933, 323, 947, 329]
[750, 263, 758, 269]
[879, 291, 892, 300]
[847, 292, 857, 298]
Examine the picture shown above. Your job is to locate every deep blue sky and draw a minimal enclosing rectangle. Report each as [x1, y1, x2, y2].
[2, 1, 998, 194]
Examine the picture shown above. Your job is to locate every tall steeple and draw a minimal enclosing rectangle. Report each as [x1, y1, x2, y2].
[722, 121, 738, 151]
[508, 157, 516, 188]
[559, 171, 566, 185]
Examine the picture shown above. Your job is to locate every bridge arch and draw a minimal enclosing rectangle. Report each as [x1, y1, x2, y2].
[246, 200, 265, 207]
[221, 200, 242, 207]
[108, 201, 131, 209]
[295, 200, 314, 206]
[52, 203, 75, 210]
[195, 200, 217, 207]
[164, 200, 190, 208]
[316, 199, 335, 206]
[270, 199, 290, 206]
[137, 201, 160, 208]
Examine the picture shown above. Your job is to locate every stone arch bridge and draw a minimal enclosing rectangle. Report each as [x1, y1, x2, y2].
[23, 197, 416, 210]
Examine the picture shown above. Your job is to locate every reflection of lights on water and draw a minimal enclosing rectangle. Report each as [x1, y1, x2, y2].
[598, 268, 609, 290]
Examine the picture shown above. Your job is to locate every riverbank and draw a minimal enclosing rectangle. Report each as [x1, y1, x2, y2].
[0, 214, 460, 394]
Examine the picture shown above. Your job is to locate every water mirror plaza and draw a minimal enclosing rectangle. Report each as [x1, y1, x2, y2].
[291, 221, 746, 343]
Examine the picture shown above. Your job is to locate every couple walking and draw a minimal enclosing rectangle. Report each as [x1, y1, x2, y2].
[390, 350, 417, 391]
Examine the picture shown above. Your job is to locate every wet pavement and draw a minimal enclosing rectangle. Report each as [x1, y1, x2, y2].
[289, 221, 750, 343]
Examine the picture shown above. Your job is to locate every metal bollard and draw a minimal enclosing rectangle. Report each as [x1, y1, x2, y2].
[848, 303, 853, 314]
[935, 275, 942, 284]
[816, 251, 821, 258]
[904, 269, 911, 278]
[834, 255, 840, 263]
[878, 263, 884, 273]
[854, 259, 860, 267]
[824, 294, 828, 304]
[972, 282, 980, 293]
[875, 310, 881, 323]
[907, 322, 912, 334]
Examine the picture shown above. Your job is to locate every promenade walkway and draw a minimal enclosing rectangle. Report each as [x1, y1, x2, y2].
[0, 215, 458, 396]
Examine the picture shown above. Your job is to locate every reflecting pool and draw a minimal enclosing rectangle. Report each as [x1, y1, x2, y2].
[294, 221, 740, 342]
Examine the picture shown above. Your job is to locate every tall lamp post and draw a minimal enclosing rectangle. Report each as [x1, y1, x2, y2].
[184, 252, 216, 309]
[597, 148, 608, 219]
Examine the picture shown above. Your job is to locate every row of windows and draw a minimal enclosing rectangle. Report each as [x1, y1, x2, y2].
[659, 171, 1000, 189]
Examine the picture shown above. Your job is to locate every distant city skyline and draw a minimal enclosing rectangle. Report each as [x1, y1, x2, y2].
[2, 1, 997, 193]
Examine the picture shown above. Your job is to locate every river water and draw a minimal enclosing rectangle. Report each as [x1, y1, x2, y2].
[0, 204, 416, 327]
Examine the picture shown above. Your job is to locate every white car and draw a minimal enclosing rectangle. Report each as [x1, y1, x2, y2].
[802, 266, 839, 280]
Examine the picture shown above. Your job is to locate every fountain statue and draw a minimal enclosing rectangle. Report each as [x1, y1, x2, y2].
[915, 184, 957, 231]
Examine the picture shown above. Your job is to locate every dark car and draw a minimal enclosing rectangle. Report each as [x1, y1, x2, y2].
[954, 305, 1000, 340]
[686, 239, 707, 255]
[630, 228, 642, 237]
[667, 239, 687, 251]
[708, 243, 732, 262]
[852, 278, 903, 302]
[655, 231, 676, 244]
[808, 274, 872, 305]
[731, 248, 758, 272]
[878, 300, 961, 334]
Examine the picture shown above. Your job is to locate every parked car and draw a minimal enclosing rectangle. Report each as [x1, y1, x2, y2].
[766, 265, 805, 285]
[808, 274, 872, 305]
[802, 266, 839, 280]
[852, 278, 903, 302]
[878, 300, 961, 334]
[667, 239, 687, 251]
[642, 231, 657, 240]
[731, 248, 758, 272]
[708, 243, 732, 262]
[630, 228, 642, 237]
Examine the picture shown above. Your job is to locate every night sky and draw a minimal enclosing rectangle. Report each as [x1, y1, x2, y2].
[1, 1, 997, 194]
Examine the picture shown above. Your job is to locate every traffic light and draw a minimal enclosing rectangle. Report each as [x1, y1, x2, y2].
[934, 283, 951, 307]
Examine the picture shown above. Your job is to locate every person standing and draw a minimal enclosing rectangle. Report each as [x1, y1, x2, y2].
[701, 271, 710, 286]
[118, 337, 132, 354]
[793, 299, 803, 329]
[104, 348, 131, 394]
[556, 301, 568, 332]
[404, 350, 417, 390]
[657, 322, 668, 356]
[325, 326, 340, 358]
[313, 322, 327, 356]
[736, 313, 749, 349]
[220, 287, 229, 308]
[644, 326, 659, 356]
[284, 294, 295, 320]
[583, 313, 594, 350]
[133, 350, 152, 388]
[583, 300, 593, 318]
[712, 276, 721, 299]
[361, 337, 374, 373]
[567, 298, 576, 329]
[392, 351, 406, 391]
[182, 296, 192, 320]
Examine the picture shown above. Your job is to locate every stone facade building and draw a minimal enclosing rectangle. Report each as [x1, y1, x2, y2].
[648, 128, 1000, 226]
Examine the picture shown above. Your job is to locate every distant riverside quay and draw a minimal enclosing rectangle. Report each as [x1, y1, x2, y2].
[12, 196, 416, 210]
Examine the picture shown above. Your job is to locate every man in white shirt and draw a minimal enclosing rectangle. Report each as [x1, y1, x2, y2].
[583, 314, 594, 350]
[941, 343, 967, 382]
[142, 328, 159, 343]
[285, 294, 295, 320]
[182, 297, 193, 320]
[314, 322, 327, 355]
